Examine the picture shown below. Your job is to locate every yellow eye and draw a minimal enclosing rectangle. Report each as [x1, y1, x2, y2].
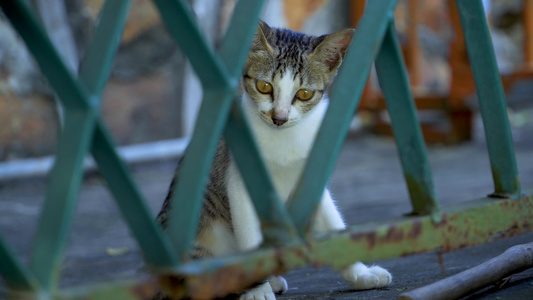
[256, 80, 273, 94]
[296, 89, 315, 101]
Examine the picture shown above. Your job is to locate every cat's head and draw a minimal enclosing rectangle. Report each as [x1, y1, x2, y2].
[243, 21, 354, 128]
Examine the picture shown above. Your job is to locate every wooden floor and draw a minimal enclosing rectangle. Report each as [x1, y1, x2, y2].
[1, 111, 532, 299]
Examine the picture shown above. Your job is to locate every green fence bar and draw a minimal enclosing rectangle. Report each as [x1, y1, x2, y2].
[156, 0, 284, 258]
[78, 0, 132, 101]
[79, 0, 178, 269]
[218, 0, 298, 245]
[0, 236, 38, 291]
[30, 110, 96, 291]
[217, 0, 266, 79]
[78, 0, 179, 269]
[153, 0, 235, 260]
[164, 88, 234, 260]
[0, 0, 90, 111]
[1, 0, 178, 287]
[152, 0, 231, 89]
[90, 122, 179, 268]
[375, 20, 440, 217]
[0, 1, 98, 289]
[225, 101, 299, 245]
[456, 0, 521, 198]
[0, 0, 530, 298]
[288, 0, 397, 235]
[0, 5, 95, 286]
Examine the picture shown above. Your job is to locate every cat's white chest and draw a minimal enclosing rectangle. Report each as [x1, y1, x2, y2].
[245, 97, 326, 163]
[243, 96, 327, 200]
[266, 161, 305, 202]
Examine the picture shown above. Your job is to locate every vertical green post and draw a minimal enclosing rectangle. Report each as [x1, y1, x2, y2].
[456, 0, 521, 198]
[375, 20, 440, 217]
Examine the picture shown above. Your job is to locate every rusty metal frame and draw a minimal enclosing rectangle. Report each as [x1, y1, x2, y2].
[57, 192, 533, 299]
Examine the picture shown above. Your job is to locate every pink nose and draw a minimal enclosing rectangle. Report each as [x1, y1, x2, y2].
[272, 116, 287, 126]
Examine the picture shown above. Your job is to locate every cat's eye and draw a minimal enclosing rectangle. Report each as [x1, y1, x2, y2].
[296, 89, 315, 101]
[256, 80, 273, 94]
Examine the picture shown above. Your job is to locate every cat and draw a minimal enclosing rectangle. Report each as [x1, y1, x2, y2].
[157, 21, 392, 300]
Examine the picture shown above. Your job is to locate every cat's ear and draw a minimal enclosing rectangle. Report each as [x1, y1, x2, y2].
[251, 20, 274, 54]
[310, 28, 355, 71]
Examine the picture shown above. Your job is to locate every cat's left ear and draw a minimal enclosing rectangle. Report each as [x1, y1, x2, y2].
[310, 28, 355, 71]
[251, 20, 274, 54]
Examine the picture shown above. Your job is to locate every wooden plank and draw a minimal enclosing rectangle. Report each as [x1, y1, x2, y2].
[406, 0, 421, 86]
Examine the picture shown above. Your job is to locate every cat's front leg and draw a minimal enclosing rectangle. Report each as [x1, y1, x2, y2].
[226, 163, 264, 251]
[226, 163, 278, 299]
[312, 189, 392, 290]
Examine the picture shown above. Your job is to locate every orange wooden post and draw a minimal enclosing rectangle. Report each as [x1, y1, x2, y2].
[447, 0, 476, 142]
[406, 0, 421, 88]
[350, 0, 376, 110]
[524, 0, 533, 67]
[350, 0, 366, 28]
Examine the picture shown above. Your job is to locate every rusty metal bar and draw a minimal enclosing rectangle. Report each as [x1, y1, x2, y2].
[175, 194, 532, 299]
[59, 192, 533, 299]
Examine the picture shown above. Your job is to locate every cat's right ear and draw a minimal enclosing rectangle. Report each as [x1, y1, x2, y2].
[251, 20, 274, 54]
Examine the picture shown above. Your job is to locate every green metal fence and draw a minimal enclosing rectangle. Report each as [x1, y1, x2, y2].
[0, 0, 531, 299]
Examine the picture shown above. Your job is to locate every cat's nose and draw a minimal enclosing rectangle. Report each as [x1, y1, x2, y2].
[272, 116, 288, 126]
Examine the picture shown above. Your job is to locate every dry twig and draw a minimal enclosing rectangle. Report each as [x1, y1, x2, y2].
[398, 242, 533, 300]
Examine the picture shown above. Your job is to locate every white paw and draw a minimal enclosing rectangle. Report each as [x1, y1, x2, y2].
[341, 262, 392, 290]
[239, 282, 276, 300]
[268, 276, 288, 294]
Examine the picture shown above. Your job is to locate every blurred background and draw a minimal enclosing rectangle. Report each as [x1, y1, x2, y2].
[0, 0, 532, 168]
